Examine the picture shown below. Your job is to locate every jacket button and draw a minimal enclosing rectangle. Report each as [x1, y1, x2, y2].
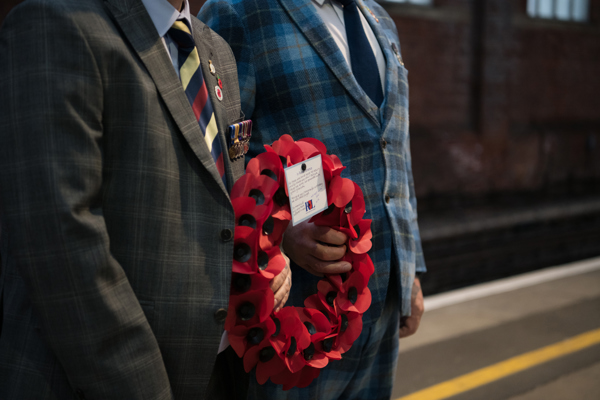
[214, 308, 228, 322]
[220, 229, 233, 242]
[381, 139, 387, 149]
[385, 194, 391, 204]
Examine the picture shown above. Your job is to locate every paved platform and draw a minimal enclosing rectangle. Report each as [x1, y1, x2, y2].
[392, 257, 600, 400]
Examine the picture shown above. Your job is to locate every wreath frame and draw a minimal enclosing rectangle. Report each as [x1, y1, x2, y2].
[226, 135, 374, 390]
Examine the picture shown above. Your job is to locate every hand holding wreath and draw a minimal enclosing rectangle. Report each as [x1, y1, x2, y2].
[282, 220, 352, 277]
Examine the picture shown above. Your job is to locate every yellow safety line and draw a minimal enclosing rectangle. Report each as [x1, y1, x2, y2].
[396, 327, 600, 400]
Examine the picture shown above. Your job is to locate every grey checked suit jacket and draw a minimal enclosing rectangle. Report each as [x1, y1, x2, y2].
[0, 0, 245, 399]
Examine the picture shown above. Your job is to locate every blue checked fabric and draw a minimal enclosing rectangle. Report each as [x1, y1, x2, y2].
[199, 0, 426, 324]
[168, 19, 227, 186]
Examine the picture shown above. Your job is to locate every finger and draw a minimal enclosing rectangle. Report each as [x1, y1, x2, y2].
[398, 316, 420, 338]
[273, 280, 291, 311]
[312, 242, 348, 261]
[275, 278, 291, 312]
[312, 225, 348, 246]
[305, 257, 352, 276]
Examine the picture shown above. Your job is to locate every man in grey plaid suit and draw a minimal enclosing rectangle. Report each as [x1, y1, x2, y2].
[0, 0, 291, 398]
[200, 0, 426, 398]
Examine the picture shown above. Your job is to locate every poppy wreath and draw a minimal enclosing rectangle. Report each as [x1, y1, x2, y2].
[226, 134, 374, 390]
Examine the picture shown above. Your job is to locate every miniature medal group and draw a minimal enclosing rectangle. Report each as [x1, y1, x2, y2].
[228, 120, 252, 161]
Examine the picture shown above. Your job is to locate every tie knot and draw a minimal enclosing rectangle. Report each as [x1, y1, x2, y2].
[168, 19, 195, 50]
[338, 0, 355, 7]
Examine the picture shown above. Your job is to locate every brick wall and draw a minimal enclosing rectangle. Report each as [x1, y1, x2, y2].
[387, 0, 600, 208]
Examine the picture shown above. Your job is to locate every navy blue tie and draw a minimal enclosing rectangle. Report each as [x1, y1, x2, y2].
[339, 0, 384, 107]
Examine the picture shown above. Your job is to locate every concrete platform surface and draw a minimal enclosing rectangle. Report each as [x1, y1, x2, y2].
[392, 259, 600, 400]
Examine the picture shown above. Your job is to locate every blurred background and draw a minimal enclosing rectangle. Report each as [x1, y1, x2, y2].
[3, 0, 598, 297]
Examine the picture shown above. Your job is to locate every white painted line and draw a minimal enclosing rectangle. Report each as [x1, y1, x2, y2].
[424, 256, 600, 311]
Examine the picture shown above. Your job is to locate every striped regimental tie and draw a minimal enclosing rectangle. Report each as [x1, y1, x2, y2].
[168, 19, 226, 187]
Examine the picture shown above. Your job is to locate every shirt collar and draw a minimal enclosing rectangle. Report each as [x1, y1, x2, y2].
[312, 0, 326, 6]
[141, 0, 192, 38]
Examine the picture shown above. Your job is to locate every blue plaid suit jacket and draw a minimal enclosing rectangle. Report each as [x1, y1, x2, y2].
[200, 0, 426, 322]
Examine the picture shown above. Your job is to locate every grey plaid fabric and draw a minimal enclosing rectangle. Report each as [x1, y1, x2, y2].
[199, 0, 426, 326]
[0, 0, 244, 399]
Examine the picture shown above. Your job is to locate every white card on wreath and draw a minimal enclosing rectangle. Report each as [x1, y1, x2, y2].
[284, 154, 328, 226]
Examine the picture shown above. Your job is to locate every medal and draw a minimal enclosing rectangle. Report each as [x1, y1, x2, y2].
[227, 120, 253, 160]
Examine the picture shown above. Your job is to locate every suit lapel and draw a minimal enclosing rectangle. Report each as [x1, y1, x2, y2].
[104, 0, 229, 197]
[279, 0, 380, 126]
[191, 17, 234, 195]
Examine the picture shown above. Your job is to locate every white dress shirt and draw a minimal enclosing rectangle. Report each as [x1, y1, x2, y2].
[311, 0, 386, 92]
[141, 0, 192, 76]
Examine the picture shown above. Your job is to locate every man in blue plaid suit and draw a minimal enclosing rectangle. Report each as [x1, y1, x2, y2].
[200, 0, 426, 398]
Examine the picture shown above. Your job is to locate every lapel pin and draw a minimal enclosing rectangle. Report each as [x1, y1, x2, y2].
[209, 60, 216, 76]
[391, 42, 404, 66]
[366, 7, 379, 23]
[215, 85, 223, 101]
[217, 75, 223, 89]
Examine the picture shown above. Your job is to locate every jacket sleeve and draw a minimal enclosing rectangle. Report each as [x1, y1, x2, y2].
[199, 0, 257, 119]
[0, 3, 173, 399]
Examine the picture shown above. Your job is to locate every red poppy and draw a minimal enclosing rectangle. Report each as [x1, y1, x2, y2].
[232, 226, 258, 274]
[346, 182, 366, 227]
[306, 291, 336, 322]
[341, 252, 375, 277]
[225, 289, 274, 330]
[233, 197, 272, 233]
[247, 151, 285, 183]
[330, 176, 355, 209]
[245, 152, 291, 219]
[264, 134, 305, 167]
[303, 294, 342, 361]
[231, 173, 279, 207]
[258, 214, 289, 251]
[294, 308, 332, 369]
[298, 137, 327, 155]
[334, 311, 363, 354]
[348, 219, 372, 254]
[255, 245, 287, 280]
[229, 318, 277, 358]
[332, 271, 372, 314]
[295, 140, 320, 160]
[231, 202, 287, 279]
[230, 272, 270, 296]
[233, 197, 270, 220]
[243, 340, 287, 384]
[273, 308, 311, 373]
